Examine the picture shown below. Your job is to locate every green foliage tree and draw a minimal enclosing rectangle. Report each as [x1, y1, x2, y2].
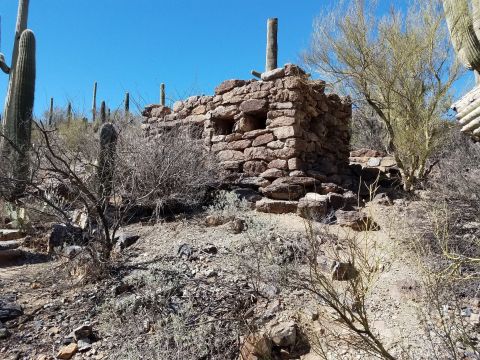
[304, 0, 461, 191]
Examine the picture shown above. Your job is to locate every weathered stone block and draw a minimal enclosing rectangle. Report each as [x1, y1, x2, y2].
[267, 140, 284, 149]
[288, 158, 304, 171]
[252, 133, 274, 147]
[267, 116, 296, 128]
[273, 125, 301, 140]
[261, 68, 286, 81]
[244, 161, 268, 176]
[240, 99, 268, 114]
[268, 159, 288, 170]
[256, 198, 298, 214]
[243, 129, 270, 139]
[215, 79, 246, 95]
[217, 150, 245, 162]
[244, 147, 274, 161]
[260, 168, 285, 179]
[227, 139, 252, 150]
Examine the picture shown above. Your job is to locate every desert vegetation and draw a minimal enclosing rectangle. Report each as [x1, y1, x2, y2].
[1, 0, 480, 360]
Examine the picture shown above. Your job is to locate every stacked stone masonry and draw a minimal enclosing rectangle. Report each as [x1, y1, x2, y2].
[142, 64, 352, 199]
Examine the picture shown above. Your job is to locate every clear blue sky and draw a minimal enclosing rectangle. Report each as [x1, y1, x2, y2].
[0, 0, 474, 118]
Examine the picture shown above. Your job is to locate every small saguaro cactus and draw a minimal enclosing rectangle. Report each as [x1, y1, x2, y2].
[98, 123, 118, 201]
[266, 18, 278, 72]
[66, 102, 72, 123]
[124, 92, 130, 114]
[92, 81, 97, 122]
[100, 101, 106, 124]
[1, 29, 36, 198]
[161, 83, 166, 106]
[48, 97, 54, 126]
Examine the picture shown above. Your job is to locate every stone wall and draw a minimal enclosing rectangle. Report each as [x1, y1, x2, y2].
[142, 64, 352, 198]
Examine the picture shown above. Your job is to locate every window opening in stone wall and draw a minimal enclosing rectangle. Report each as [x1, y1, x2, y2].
[243, 113, 267, 132]
[213, 118, 235, 135]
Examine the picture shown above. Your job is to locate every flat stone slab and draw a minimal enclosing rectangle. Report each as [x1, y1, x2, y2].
[0, 229, 24, 241]
[0, 240, 22, 251]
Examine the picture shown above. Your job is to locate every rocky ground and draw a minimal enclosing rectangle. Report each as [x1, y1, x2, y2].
[0, 194, 479, 360]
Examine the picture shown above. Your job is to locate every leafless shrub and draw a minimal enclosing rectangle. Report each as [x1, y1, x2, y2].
[100, 261, 254, 360]
[293, 222, 397, 360]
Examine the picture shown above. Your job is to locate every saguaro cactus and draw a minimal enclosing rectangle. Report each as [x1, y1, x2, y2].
[98, 123, 118, 201]
[66, 102, 72, 123]
[100, 101, 106, 124]
[2, 0, 29, 128]
[48, 97, 54, 126]
[443, 0, 480, 137]
[2, 29, 36, 198]
[92, 81, 97, 122]
[124, 92, 130, 114]
[161, 83, 165, 106]
[266, 18, 278, 72]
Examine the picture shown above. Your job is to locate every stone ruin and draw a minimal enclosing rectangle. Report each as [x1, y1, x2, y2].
[142, 64, 356, 213]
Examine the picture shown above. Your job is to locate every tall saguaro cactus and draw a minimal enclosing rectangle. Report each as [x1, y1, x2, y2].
[2, 0, 29, 128]
[2, 29, 36, 198]
[92, 81, 97, 122]
[443, 0, 480, 137]
[48, 97, 54, 126]
[124, 92, 129, 114]
[266, 18, 278, 72]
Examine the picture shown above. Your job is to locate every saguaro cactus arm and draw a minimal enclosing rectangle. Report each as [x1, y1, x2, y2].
[0, 54, 10, 74]
[443, 0, 480, 71]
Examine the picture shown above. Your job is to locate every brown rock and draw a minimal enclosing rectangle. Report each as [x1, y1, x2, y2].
[256, 199, 298, 214]
[261, 67, 286, 81]
[244, 161, 268, 176]
[331, 261, 359, 281]
[267, 116, 296, 128]
[335, 210, 379, 231]
[227, 139, 252, 150]
[320, 183, 344, 194]
[244, 147, 274, 161]
[215, 79, 246, 95]
[243, 129, 271, 139]
[273, 125, 301, 140]
[205, 215, 229, 227]
[217, 150, 245, 162]
[57, 343, 78, 359]
[266, 140, 284, 149]
[288, 158, 304, 171]
[252, 133, 274, 147]
[240, 333, 272, 360]
[261, 177, 320, 200]
[269, 321, 297, 347]
[260, 168, 285, 179]
[297, 193, 329, 221]
[350, 148, 386, 157]
[268, 159, 288, 170]
[240, 99, 268, 114]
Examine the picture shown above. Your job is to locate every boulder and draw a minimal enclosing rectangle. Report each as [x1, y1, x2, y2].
[269, 321, 297, 347]
[240, 333, 272, 360]
[331, 261, 359, 281]
[256, 199, 298, 214]
[261, 177, 321, 201]
[0, 303, 22, 322]
[231, 188, 263, 203]
[335, 210, 379, 231]
[327, 193, 356, 211]
[114, 233, 140, 251]
[297, 193, 329, 221]
[0, 229, 24, 241]
[48, 223, 84, 253]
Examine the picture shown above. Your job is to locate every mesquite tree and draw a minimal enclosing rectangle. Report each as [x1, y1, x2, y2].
[304, 0, 460, 191]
